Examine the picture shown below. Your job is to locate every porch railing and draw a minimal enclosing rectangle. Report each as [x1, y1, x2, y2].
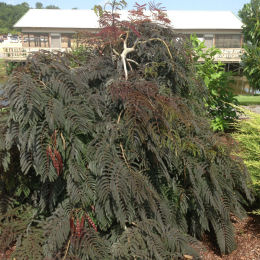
[0, 47, 72, 61]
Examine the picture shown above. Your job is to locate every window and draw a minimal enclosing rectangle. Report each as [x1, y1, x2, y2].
[22, 33, 49, 48]
[215, 34, 241, 48]
[40, 34, 49, 48]
[61, 34, 73, 48]
[204, 34, 213, 48]
[185, 34, 213, 48]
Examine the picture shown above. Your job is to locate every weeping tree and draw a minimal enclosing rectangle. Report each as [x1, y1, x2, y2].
[0, 1, 253, 259]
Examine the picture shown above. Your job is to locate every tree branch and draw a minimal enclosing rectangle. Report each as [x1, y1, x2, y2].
[127, 58, 139, 66]
[139, 38, 173, 60]
[118, 33, 172, 80]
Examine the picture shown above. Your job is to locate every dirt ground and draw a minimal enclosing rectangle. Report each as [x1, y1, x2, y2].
[199, 215, 260, 260]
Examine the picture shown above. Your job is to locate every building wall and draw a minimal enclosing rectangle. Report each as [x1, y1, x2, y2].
[176, 29, 243, 48]
[175, 29, 243, 63]
[19, 27, 243, 63]
[20, 28, 98, 49]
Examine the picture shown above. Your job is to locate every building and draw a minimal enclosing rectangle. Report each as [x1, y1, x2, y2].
[13, 9, 100, 50]
[9, 9, 243, 65]
[168, 11, 243, 65]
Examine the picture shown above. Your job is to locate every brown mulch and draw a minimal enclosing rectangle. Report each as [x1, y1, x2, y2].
[198, 215, 260, 260]
[0, 246, 15, 260]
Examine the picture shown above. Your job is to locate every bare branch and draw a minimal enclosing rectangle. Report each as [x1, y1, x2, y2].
[127, 58, 139, 66]
[113, 48, 120, 56]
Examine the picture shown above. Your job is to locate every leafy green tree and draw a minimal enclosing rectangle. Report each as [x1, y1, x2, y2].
[239, 0, 260, 90]
[191, 35, 239, 132]
[45, 5, 60, 9]
[0, 2, 29, 34]
[241, 44, 260, 92]
[35, 2, 43, 9]
[239, 0, 260, 45]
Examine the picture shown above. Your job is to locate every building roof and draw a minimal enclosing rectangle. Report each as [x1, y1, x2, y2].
[167, 11, 242, 30]
[14, 9, 243, 30]
[14, 9, 100, 29]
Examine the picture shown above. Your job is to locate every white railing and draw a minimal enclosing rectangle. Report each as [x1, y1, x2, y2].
[197, 48, 244, 63]
[1, 47, 72, 61]
[214, 48, 244, 62]
[2, 47, 27, 60]
[1, 47, 244, 62]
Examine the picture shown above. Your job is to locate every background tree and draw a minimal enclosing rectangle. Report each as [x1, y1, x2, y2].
[239, 0, 260, 91]
[45, 4, 60, 9]
[35, 2, 60, 9]
[0, 2, 29, 34]
[35, 2, 43, 9]
[0, 1, 60, 34]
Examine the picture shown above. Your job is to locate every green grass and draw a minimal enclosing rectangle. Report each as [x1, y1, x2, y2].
[0, 59, 7, 79]
[235, 95, 260, 105]
[232, 109, 260, 215]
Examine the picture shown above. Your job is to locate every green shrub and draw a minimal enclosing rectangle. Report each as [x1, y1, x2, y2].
[232, 109, 260, 214]
[6, 61, 21, 75]
[190, 35, 239, 132]
[70, 45, 95, 67]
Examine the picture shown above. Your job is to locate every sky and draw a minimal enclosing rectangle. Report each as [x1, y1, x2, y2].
[3, 0, 251, 14]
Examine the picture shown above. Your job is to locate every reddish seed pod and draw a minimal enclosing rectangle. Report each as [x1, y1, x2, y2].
[80, 215, 85, 230]
[46, 148, 62, 176]
[50, 151, 56, 163]
[85, 214, 97, 232]
[54, 149, 63, 174]
[76, 219, 81, 237]
[52, 130, 57, 148]
[52, 157, 60, 176]
[70, 217, 75, 233]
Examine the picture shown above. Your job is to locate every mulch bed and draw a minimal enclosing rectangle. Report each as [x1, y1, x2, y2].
[0, 246, 15, 260]
[199, 215, 260, 260]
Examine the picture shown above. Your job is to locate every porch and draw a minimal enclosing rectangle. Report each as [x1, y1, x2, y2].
[0, 47, 72, 61]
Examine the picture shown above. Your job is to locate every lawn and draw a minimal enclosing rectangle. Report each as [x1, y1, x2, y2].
[235, 95, 260, 105]
[0, 59, 7, 79]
